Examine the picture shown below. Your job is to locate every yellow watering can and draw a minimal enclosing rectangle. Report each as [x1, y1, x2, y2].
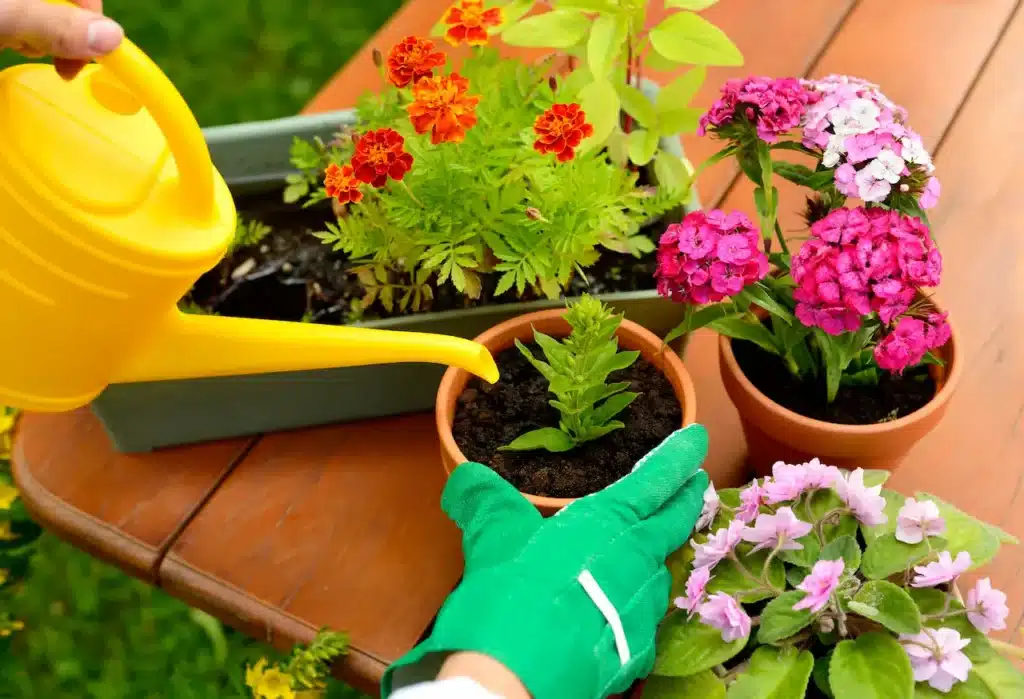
[0, 30, 499, 414]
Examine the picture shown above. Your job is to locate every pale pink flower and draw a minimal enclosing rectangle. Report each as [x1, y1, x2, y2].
[900, 627, 972, 693]
[856, 166, 892, 202]
[912, 551, 972, 588]
[692, 520, 745, 570]
[834, 468, 888, 527]
[741, 507, 813, 554]
[896, 498, 946, 544]
[674, 566, 713, 617]
[696, 483, 720, 532]
[736, 481, 764, 524]
[698, 592, 751, 642]
[761, 462, 809, 505]
[966, 578, 1009, 633]
[802, 458, 841, 490]
[920, 176, 941, 209]
[793, 559, 845, 613]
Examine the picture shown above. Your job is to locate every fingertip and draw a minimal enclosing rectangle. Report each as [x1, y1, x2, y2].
[85, 18, 123, 55]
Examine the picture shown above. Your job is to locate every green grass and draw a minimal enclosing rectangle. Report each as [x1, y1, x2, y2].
[0, 1, 406, 695]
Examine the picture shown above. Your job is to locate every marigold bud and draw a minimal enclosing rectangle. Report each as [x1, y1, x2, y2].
[372, 48, 384, 69]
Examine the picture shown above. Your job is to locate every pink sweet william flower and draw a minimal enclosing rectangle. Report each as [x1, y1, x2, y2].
[793, 559, 845, 613]
[674, 566, 713, 618]
[741, 507, 813, 553]
[900, 627, 972, 693]
[696, 483, 720, 532]
[896, 498, 946, 544]
[698, 592, 751, 642]
[656, 210, 768, 306]
[912, 551, 972, 588]
[874, 316, 933, 373]
[736, 481, 765, 524]
[966, 578, 1009, 633]
[834, 468, 888, 527]
[699, 76, 817, 143]
[692, 520, 745, 570]
[920, 176, 942, 209]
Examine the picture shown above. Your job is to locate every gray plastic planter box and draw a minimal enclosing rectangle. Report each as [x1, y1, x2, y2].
[91, 106, 700, 453]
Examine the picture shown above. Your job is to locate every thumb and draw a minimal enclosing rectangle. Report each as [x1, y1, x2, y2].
[0, 0, 123, 59]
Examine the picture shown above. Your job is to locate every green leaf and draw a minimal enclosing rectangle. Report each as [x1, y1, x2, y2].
[778, 534, 820, 568]
[283, 182, 308, 204]
[501, 10, 591, 48]
[829, 633, 913, 699]
[494, 0, 534, 29]
[861, 489, 905, 542]
[653, 611, 747, 677]
[757, 591, 814, 644]
[658, 107, 703, 136]
[746, 283, 793, 325]
[727, 646, 814, 699]
[617, 83, 658, 129]
[578, 79, 621, 149]
[653, 150, 692, 195]
[973, 655, 1024, 698]
[649, 11, 743, 66]
[591, 391, 638, 425]
[913, 674, 996, 699]
[643, 672, 726, 699]
[707, 546, 786, 603]
[709, 316, 779, 355]
[862, 470, 892, 487]
[819, 535, 862, 573]
[851, 581, 921, 635]
[914, 493, 1004, 567]
[861, 533, 947, 580]
[666, 0, 720, 9]
[587, 14, 627, 78]
[627, 128, 660, 166]
[500, 427, 575, 453]
[813, 655, 835, 699]
[658, 66, 707, 109]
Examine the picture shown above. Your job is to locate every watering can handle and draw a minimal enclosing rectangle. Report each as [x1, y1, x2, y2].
[47, 0, 216, 223]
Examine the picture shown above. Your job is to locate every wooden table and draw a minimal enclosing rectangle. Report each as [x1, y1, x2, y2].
[13, 0, 1024, 693]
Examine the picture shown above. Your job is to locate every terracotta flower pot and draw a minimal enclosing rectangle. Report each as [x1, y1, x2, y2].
[719, 306, 962, 476]
[436, 308, 698, 516]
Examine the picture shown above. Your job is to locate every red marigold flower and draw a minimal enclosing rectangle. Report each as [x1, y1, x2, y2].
[386, 35, 447, 88]
[350, 128, 415, 188]
[406, 73, 480, 145]
[532, 103, 595, 162]
[324, 163, 363, 204]
[442, 0, 503, 47]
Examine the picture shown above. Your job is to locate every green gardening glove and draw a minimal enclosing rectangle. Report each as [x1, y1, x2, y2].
[382, 424, 710, 699]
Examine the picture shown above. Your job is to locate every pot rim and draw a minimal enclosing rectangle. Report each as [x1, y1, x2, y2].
[718, 296, 963, 436]
[436, 307, 698, 512]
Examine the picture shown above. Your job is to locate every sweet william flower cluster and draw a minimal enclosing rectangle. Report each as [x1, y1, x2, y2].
[660, 74, 952, 404]
[658, 459, 1020, 697]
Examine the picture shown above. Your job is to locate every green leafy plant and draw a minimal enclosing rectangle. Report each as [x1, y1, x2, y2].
[0, 408, 41, 643]
[498, 0, 741, 172]
[229, 215, 273, 255]
[503, 294, 640, 452]
[650, 464, 1024, 698]
[245, 627, 349, 698]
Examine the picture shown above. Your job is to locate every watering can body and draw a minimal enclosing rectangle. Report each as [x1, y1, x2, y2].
[0, 40, 497, 414]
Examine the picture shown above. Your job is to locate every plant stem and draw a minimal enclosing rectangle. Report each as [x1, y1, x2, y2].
[727, 550, 771, 594]
[774, 221, 791, 257]
[624, 36, 634, 136]
[922, 609, 969, 622]
[814, 507, 848, 544]
[762, 544, 782, 588]
[991, 639, 1024, 660]
[398, 180, 424, 207]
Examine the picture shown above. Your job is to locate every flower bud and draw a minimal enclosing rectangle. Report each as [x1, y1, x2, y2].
[900, 183, 910, 193]
[817, 616, 836, 633]
[372, 48, 384, 69]
[526, 207, 547, 222]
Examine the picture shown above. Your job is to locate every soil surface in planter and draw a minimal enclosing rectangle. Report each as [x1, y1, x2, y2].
[733, 339, 936, 425]
[453, 345, 682, 499]
[184, 189, 668, 324]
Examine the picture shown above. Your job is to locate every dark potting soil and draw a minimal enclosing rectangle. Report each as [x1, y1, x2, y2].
[183, 188, 667, 324]
[732, 338, 937, 425]
[453, 345, 682, 499]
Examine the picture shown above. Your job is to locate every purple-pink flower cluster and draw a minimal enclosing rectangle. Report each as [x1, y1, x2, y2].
[874, 312, 951, 373]
[655, 210, 769, 306]
[698, 76, 817, 143]
[802, 74, 940, 208]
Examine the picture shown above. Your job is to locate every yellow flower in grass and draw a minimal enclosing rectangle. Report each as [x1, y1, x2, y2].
[0, 619, 24, 637]
[0, 521, 16, 542]
[0, 482, 18, 511]
[0, 409, 16, 461]
[246, 658, 296, 699]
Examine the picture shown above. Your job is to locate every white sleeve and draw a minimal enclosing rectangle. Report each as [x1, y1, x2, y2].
[390, 677, 505, 699]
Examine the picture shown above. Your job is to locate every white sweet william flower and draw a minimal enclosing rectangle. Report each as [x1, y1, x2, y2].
[830, 99, 880, 136]
[867, 148, 906, 184]
[855, 167, 892, 203]
[899, 136, 932, 168]
[822, 133, 846, 168]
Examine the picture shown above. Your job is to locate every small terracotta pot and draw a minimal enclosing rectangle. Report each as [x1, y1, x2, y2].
[719, 306, 962, 476]
[436, 308, 698, 516]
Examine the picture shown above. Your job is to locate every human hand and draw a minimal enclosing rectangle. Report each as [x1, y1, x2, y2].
[0, 0, 123, 79]
[384, 424, 711, 699]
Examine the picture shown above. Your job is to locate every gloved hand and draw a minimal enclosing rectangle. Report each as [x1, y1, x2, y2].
[383, 424, 710, 699]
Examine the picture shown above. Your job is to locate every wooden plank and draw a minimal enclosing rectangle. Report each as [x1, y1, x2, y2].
[159, 414, 464, 693]
[10, 409, 251, 581]
[302, 0, 855, 207]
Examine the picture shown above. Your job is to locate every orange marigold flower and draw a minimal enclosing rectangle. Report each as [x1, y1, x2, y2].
[386, 35, 447, 88]
[442, 0, 503, 47]
[407, 73, 480, 145]
[533, 103, 595, 163]
[324, 163, 363, 204]
[350, 128, 415, 188]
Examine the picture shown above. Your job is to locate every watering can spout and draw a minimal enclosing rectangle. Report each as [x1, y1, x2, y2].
[114, 311, 501, 386]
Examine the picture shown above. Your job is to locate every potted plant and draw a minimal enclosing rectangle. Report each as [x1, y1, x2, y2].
[91, 0, 742, 453]
[653, 74, 959, 474]
[244, 628, 349, 699]
[436, 294, 697, 515]
[634, 462, 1024, 698]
